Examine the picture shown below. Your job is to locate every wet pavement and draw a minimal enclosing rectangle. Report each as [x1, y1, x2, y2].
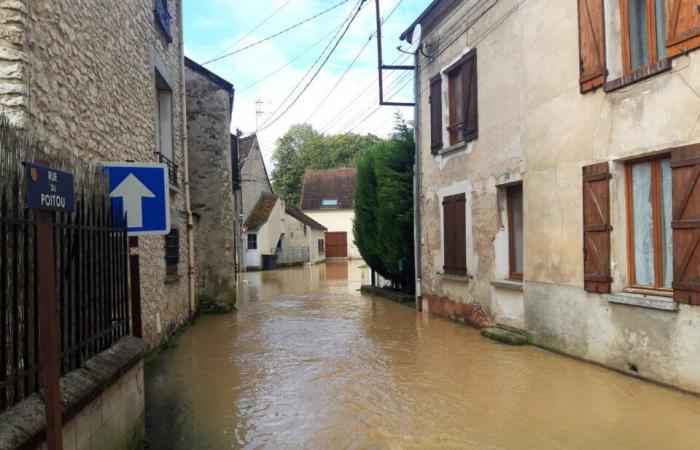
[145, 261, 700, 449]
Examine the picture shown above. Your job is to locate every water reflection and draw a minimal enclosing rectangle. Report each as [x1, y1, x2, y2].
[146, 261, 700, 449]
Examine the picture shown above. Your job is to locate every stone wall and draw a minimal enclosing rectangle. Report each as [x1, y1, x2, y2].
[0, 0, 192, 345]
[185, 65, 236, 307]
[0, 336, 147, 450]
[415, 0, 700, 392]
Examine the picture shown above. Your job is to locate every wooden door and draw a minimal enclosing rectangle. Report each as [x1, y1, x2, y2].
[325, 232, 348, 258]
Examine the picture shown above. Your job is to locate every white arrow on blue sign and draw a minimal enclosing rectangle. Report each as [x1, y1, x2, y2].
[102, 162, 170, 236]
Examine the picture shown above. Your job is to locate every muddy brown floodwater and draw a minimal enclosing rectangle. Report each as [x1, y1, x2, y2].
[145, 261, 700, 449]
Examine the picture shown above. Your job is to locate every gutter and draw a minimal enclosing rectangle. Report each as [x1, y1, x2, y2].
[178, 0, 197, 315]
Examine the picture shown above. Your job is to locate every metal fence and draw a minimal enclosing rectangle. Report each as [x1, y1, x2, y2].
[0, 119, 130, 413]
[276, 246, 310, 265]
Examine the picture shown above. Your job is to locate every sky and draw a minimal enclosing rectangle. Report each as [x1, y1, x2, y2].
[183, 0, 425, 169]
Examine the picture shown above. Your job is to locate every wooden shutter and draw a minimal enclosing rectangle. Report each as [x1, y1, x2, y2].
[578, 0, 606, 93]
[443, 196, 455, 273]
[665, 0, 700, 57]
[443, 194, 467, 276]
[671, 144, 700, 305]
[430, 75, 443, 154]
[461, 50, 478, 142]
[582, 162, 612, 293]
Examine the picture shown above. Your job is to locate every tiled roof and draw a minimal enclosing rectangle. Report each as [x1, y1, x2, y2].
[300, 167, 356, 210]
[239, 135, 256, 162]
[244, 193, 278, 230]
[285, 204, 327, 231]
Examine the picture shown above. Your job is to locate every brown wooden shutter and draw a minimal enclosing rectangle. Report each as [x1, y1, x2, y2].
[443, 196, 455, 273]
[461, 50, 478, 142]
[454, 194, 467, 276]
[582, 162, 612, 293]
[665, 0, 700, 57]
[577, 0, 606, 93]
[430, 75, 443, 154]
[671, 144, 700, 305]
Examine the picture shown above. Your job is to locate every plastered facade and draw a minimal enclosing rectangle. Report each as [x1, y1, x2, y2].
[0, 0, 191, 345]
[414, 0, 700, 392]
[303, 209, 361, 259]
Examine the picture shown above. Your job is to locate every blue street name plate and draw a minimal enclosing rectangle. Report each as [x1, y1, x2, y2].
[24, 162, 75, 212]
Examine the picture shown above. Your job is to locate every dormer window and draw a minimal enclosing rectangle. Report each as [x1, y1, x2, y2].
[155, 0, 173, 43]
[322, 199, 339, 207]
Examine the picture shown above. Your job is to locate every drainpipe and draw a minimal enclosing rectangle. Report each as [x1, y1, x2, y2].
[413, 51, 422, 311]
[177, 0, 196, 316]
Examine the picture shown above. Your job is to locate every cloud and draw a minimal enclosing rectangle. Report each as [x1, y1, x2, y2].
[184, 0, 423, 169]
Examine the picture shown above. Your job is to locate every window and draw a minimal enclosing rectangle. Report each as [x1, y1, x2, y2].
[506, 184, 524, 281]
[446, 49, 478, 146]
[165, 228, 179, 276]
[442, 193, 467, 276]
[156, 71, 178, 187]
[626, 155, 673, 292]
[318, 239, 325, 254]
[247, 234, 257, 250]
[154, 0, 173, 43]
[321, 199, 339, 207]
[621, 0, 666, 73]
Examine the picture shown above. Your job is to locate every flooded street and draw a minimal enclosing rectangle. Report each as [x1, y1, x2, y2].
[145, 261, 700, 449]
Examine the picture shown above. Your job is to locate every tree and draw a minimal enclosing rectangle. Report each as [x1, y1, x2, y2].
[353, 121, 415, 291]
[271, 124, 380, 206]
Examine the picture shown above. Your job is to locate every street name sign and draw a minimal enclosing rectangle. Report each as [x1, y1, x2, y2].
[24, 162, 75, 212]
[102, 162, 170, 236]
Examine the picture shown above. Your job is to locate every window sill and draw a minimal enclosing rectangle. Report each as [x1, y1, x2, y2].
[603, 58, 672, 93]
[438, 141, 467, 156]
[603, 292, 679, 312]
[440, 273, 471, 282]
[491, 279, 523, 292]
[164, 274, 181, 284]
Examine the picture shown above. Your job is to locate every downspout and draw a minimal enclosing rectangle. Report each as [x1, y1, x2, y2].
[178, 0, 196, 316]
[413, 51, 422, 311]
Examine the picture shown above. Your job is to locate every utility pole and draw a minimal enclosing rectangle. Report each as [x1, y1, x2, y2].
[255, 99, 265, 132]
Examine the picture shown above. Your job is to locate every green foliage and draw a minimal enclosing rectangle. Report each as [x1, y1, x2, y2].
[353, 120, 415, 284]
[271, 124, 380, 206]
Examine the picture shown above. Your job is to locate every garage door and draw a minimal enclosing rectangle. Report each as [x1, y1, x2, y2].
[325, 232, 348, 258]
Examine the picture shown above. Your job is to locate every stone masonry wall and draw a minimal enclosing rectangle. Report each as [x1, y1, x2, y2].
[0, 0, 192, 345]
[240, 138, 272, 222]
[185, 67, 236, 307]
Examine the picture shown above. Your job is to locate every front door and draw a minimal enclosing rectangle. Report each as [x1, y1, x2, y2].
[325, 232, 348, 258]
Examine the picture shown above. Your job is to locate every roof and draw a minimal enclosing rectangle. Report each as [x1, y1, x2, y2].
[184, 57, 234, 92]
[300, 168, 357, 210]
[244, 193, 278, 231]
[239, 134, 256, 161]
[285, 204, 327, 231]
[399, 0, 452, 42]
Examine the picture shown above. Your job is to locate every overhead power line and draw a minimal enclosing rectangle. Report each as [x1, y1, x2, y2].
[258, 0, 368, 132]
[203, 0, 351, 65]
[208, 0, 293, 61]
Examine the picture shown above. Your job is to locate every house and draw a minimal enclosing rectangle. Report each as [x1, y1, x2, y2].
[404, 0, 700, 394]
[283, 204, 327, 265]
[236, 133, 273, 267]
[243, 193, 327, 270]
[300, 168, 360, 259]
[0, 0, 191, 346]
[185, 57, 238, 309]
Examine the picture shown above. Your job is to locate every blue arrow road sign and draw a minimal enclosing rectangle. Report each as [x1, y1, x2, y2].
[102, 162, 170, 236]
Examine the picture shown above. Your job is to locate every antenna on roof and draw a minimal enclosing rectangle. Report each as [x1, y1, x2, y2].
[374, 0, 414, 107]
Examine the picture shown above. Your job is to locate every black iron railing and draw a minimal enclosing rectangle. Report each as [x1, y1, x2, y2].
[0, 178, 130, 413]
[158, 152, 178, 188]
[155, 0, 173, 43]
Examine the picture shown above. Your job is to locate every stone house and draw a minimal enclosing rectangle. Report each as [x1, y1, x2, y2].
[404, 0, 700, 393]
[185, 57, 238, 308]
[283, 204, 327, 265]
[300, 168, 360, 259]
[0, 0, 192, 346]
